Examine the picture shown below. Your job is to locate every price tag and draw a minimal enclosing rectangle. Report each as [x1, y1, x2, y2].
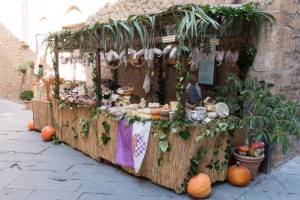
[209, 39, 220, 45]
[162, 35, 176, 43]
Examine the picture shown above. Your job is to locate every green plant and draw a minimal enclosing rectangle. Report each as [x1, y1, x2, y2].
[34, 67, 43, 79]
[26, 60, 34, 68]
[19, 90, 33, 101]
[17, 64, 29, 73]
[218, 74, 300, 153]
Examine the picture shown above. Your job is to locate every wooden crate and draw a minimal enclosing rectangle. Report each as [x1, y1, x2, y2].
[32, 99, 52, 131]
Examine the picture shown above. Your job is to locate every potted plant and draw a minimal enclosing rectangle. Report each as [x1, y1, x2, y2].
[216, 74, 300, 179]
[20, 89, 34, 110]
[26, 60, 34, 68]
[17, 64, 29, 74]
[34, 67, 43, 80]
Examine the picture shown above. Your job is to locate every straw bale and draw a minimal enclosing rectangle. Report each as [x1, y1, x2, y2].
[32, 99, 52, 131]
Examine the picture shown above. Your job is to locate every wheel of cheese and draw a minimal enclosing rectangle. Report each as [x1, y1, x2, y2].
[160, 116, 169, 120]
[150, 108, 162, 116]
[159, 109, 171, 117]
[151, 115, 160, 120]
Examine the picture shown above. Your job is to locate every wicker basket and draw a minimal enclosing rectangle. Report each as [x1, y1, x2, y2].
[232, 149, 264, 179]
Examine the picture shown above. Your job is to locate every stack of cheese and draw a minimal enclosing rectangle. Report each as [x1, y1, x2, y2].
[113, 95, 131, 107]
[159, 109, 171, 120]
[136, 108, 162, 120]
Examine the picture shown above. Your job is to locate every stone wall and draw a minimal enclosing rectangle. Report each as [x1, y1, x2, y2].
[0, 23, 35, 102]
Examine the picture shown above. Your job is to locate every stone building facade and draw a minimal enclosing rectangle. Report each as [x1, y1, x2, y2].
[0, 23, 35, 102]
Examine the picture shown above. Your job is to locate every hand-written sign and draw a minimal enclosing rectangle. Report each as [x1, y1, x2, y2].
[162, 35, 176, 43]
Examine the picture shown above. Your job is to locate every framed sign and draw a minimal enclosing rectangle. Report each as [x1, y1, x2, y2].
[197, 44, 216, 86]
[197, 60, 216, 86]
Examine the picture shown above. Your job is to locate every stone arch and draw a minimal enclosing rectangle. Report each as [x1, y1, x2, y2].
[38, 17, 48, 34]
[63, 5, 83, 27]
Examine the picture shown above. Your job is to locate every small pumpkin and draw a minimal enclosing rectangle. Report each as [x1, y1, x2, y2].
[249, 142, 260, 150]
[227, 162, 251, 187]
[187, 173, 211, 198]
[28, 120, 34, 130]
[41, 126, 55, 141]
[238, 145, 248, 156]
[257, 141, 265, 148]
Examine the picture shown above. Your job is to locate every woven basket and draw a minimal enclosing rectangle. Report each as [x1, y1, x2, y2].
[232, 149, 264, 179]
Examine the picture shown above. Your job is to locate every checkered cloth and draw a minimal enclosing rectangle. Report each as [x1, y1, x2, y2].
[132, 121, 151, 173]
[134, 134, 147, 157]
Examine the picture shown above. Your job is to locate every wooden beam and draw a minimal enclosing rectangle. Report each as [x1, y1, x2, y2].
[96, 47, 102, 106]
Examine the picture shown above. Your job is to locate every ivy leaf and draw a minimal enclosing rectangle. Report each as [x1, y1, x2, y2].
[152, 132, 158, 137]
[196, 133, 205, 142]
[179, 129, 191, 140]
[102, 121, 110, 133]
[101, 133, 111, 145]
[159, 132, 166, 139]
[171, 127, 178, 133]
[159, 140, 169, 152]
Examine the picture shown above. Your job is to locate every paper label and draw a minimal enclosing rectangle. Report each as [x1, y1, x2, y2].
[162, 35, 176, 43]
[209, 39, 220, 45]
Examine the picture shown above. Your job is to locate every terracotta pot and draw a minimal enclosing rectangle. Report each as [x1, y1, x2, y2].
[24, 101, 32, 110]
[232, 149, 264, 179]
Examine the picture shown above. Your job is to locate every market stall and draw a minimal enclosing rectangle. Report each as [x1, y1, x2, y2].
[44, 2, 275, 193]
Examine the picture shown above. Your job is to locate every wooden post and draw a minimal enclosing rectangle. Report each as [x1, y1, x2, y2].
[54, 37, 59, 99]
[96, 48, 102, 106]
[181, 54, 188, 110]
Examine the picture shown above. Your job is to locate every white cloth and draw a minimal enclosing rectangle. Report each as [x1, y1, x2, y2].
[132, 121, 152, 173]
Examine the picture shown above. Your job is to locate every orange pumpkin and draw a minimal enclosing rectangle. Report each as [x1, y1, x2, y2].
[28, 120, 34, 131]
[227, 162, 250, 186]
[187, 173, 211, 198]
[41, 126, 55, 141]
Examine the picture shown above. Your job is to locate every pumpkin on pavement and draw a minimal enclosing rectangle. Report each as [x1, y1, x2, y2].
[41, 126, 55, 141]
[187, 173, 211, 198]
[28, 120, 34, 130]
[227, 161, 250, 186]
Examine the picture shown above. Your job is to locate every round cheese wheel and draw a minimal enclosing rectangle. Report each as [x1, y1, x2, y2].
[151, 115, 160, 120]
[160, 116, 169, 120]
[159, 109, 171, 117]
[150, 108, 162, 115]
[207, 112, 217, 119]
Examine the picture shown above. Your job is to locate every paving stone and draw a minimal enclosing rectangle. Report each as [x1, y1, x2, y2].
[47, 171, 76, 181]
[7, 177, 82, 191]
[0, 189, 33, 200]
[78, 179, 176, 196]
[208, 182, 248, 200]
[0, 140, 49, 154]
[68, 163, 119, 173]
[0, 170, 20, 189]
[249, 177, 288, 194]
[28, 161, 74, 172]
[0, 161, 15, 170]
[0, 132, 23, 140]
[273, 173, 300, 194]
[34, 154, 99, 165]
[0, 152, 37, 162]
[268, 193, 300, 200]
[71, 169, 136, 182]
[41, 146, 86, 156]
[235, 195, 247, 200]
[292, 156, 300, 165]
[26, 190, 81, 200]
[274, 161, 300, 175]
[242, 190, 271, 200]
[77, 192, 138, 200]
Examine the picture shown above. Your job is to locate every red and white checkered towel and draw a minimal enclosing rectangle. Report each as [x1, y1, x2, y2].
[132, 121, 152, 173]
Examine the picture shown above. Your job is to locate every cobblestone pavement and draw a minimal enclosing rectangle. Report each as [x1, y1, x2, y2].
[1, 99, 300, 200]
